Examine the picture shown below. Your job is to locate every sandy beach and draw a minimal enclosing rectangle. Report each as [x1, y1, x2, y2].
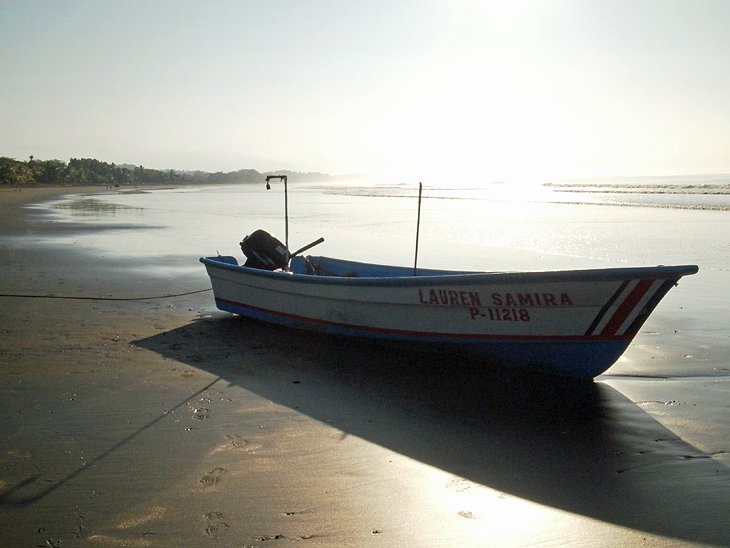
[1, 187, 729, 546]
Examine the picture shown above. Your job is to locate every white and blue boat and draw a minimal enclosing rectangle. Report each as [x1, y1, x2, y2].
[200, 176, 698, 379]
[200, 250, 697, 379]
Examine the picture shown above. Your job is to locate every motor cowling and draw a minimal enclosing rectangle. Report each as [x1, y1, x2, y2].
[239, 229, 289, 270]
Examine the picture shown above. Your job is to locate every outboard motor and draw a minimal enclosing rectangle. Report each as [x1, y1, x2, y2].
[240, 229, 289, 270]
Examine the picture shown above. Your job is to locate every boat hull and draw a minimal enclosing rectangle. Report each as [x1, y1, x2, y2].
[200, 255, 698, 378]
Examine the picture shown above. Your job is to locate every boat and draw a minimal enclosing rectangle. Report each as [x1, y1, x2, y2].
[200, 176, 698, 379]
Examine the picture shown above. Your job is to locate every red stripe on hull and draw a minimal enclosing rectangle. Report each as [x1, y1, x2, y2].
[216, 297, 632, 343]
[600, 279, 654, 336]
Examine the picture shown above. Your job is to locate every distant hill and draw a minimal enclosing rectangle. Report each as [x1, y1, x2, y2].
[0, 156, 341, 187]
[261, 169, 337, 182]
[173, 168, 339, 185]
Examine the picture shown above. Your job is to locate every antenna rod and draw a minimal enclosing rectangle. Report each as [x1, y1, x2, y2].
[265, 175, 289, 258]
[413, 182, 422, 276]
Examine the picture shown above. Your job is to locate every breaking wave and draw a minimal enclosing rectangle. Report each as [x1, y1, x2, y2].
[312, 175, 730, 211]
[543, 175, 730, 211]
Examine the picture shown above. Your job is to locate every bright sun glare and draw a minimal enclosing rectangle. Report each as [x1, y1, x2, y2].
[342, 2, 600, 185]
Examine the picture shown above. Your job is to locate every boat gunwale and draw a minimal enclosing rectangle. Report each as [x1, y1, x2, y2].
[199, 256, 699, 288]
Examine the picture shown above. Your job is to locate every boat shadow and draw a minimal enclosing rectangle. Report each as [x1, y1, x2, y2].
[135, 314, 729, 545]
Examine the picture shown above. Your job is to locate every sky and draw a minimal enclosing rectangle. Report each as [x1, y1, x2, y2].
[1, 0, 729, 182]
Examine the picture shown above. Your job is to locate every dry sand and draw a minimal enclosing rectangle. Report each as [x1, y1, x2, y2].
[1, 187, 729, 546]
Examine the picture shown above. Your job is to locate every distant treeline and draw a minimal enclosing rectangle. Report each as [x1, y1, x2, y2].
[0, 156, 335, 187]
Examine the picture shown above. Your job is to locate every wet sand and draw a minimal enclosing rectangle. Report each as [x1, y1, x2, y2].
[1, 187, 729, 546]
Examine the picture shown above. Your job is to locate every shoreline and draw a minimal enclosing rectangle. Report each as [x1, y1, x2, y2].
[0, 182, 218, 204]
[0, 184, 100, 204]
[1, 188, 729, 546]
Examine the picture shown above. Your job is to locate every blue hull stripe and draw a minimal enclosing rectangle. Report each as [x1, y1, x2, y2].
[214, 297, 631, 378]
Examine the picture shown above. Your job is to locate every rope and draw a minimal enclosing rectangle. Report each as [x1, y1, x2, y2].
[0, 288, 212, 301]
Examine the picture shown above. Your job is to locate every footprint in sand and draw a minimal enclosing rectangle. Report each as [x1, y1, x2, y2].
[199, 467, 226, 487]
[225, 433, 249, 448]
[203, 511, 229, 538]
[186, 401, 209, 420]
[192, 406, 209, 420]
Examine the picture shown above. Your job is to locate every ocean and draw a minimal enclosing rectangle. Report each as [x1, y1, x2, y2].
[30, 174, 730, 378]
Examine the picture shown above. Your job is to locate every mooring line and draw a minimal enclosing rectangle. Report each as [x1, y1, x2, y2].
[0, 288, 212, 301]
